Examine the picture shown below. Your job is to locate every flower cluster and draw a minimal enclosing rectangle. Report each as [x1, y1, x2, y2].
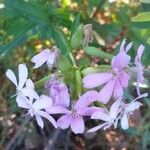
[6, 40, 148, 134]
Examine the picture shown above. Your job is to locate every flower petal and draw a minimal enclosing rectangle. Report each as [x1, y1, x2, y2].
[125, 42, 133, 52]
[70, 116, 85, 134]
[126, 101, 142, 112]
[26, 79, 34, 88]
[78, 107, 104, 116]
[46, 106, 69, 114]
[99, 79, 115, 104]
[113, 80, 123, 99]
[33, 95, 53, 110]
[46, 53, 55, 68]
[121, 113, 129, 130]
[57, 114, 71, 129]
[31, 49, 50, 69]
[83, 73, 113, 89]
[35, 114, 44, 128]
[111, 52, 131, 69]
[91, 111, 110, 121]
[16, 95, 30, 109]
[38, 110, 57, 128]
[109, 99, 121, 119]
[87, 123, 107, 133]
[57, 83, 70, 108]
[119, 71, 130, 88]
[21, 88, 39, 99]
[74, 90, 100, 109]
[6, 69, 17, 87]
[18, 64, 28, 90]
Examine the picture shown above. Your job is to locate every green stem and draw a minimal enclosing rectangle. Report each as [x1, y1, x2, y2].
[69, 52, 77, 67]
[69, 52, 82, 97]
[35, 74, 51, 88]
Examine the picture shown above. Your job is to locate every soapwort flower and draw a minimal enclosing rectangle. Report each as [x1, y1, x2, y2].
[57, 91, 103, 134]
[6, 64, 39, 101]
[120, 93, 148, 130]
[88, 99, 121, 132]
[45, 79, 70, 108]
[31, 46, 60, 69]
[83, 39, 132, 103]
[16, 95, 57, 128]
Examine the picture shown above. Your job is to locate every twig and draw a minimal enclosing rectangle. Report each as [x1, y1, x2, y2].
[45, 128, 61, 150]
[5, 117, 30, 150]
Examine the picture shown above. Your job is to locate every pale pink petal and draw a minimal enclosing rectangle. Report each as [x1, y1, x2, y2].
[6, 69, 17, 87]
[35, 114, 44, 128]
[119, 39, 126, 52]
[119, 71, 130, 88]
[57, 114, 71, 129]
[18, 64, 28, 90]
[137, 44, 144, 60]
[126, 102, 142, 112]
[103, 123, 112, 130]
[38, 110, 57, 128]
[21, 88, 39, 99]
[78, 107, 104, 116]
[33, 95, 53, 110]
[121, 113, 129, 130]
[87, 123, 107, 133]
[16, 95, 30, 109]
[99, 79, 115, 104]
[113, 80, 123, 99]
[125, 42, 132, 52]
[83, 73, 113, 89]
[31, 49, 50, 69]
[46, 106, 69, 114]
[57, 83, 70, 108]
[26, 79, 34, 88]
[111, 52, 131, 69]
[109, 99, 121, 119]
[91, 111, 110, 121]
[70, 116, 85, 134]
[46, 53, 55, 68]
[74, 90, 100, 109]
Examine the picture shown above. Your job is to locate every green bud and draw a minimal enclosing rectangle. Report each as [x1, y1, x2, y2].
[75, 70, 82, 97]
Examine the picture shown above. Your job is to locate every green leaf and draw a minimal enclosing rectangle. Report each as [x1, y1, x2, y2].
[140, 0, 150, 4]
[132, 12, 150, 22]
[71, 14, 81, 35]
[0, 23, 36, 56]
[4, 0, 50, 24]
[53, 27, 69, 55]
[83, 46, 113, 60]
[58, 56, 72, 71]
[82, 65, 111, 76]
[71, 24, 83, 49]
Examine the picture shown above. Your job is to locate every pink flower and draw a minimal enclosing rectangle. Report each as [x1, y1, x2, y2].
[83, 39, 132, 103]
[45, 79, 70, 108]
[120, 93, 148, 130]
[57, 91, 103, 134]
[31, 47, 60, 69]
[16, 95, 57, 128]
[134, 44, 145, 96]
[6, 64, 39, 101]
[87, 99, 121, 132]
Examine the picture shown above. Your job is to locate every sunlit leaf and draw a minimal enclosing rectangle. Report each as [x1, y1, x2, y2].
[132, 12, 150, 22]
